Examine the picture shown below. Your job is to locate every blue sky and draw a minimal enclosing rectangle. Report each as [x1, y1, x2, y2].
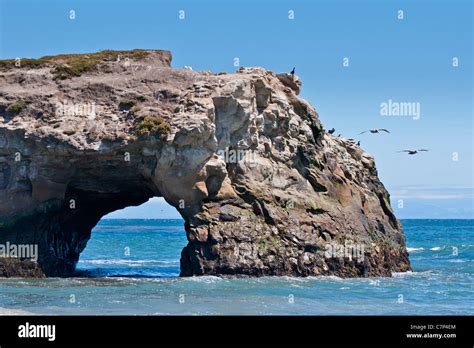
[0, 0, 472, 218]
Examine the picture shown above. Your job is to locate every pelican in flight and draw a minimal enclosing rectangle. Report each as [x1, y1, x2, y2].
[397, 149, 429, 155]
[359, 128, 390, 135]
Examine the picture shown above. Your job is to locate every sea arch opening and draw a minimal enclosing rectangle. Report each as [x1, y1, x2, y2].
[76, 197, 187, 278]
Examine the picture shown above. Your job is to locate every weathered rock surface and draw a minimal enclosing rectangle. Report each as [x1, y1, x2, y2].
[0, 50, 411, 277]
[0, 258, 45, 277]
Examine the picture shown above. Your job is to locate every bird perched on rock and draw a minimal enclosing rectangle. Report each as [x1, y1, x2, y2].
[328, 128, 335, 134]
[290, 67, 295, 76]
[357, 141, 360, 146]
[397, 149, 429, 155]
[359, 128, 390, 135]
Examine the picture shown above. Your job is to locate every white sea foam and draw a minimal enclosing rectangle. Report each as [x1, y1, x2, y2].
[183, 276, 223, 283]
[407, 247, 424, 252]
[0, 307, 34, 315]
[407, 246, 445, 252]
[307, 275, 344, 281]
[279, 275, 313, 283]
[392, 270, 434, 278]
[79, 259, 178, 266]
[368, 279, 381, 286]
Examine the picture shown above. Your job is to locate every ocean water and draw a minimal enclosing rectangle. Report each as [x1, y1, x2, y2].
[0, 219, 472, 315]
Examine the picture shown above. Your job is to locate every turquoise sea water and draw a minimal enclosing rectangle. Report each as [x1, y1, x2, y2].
[0, 219, 472, 315]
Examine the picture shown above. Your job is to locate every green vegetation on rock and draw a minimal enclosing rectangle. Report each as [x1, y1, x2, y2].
[0, 50, 150, 79]
[132, 115, 170, 139]
[6, 103, 24, 115]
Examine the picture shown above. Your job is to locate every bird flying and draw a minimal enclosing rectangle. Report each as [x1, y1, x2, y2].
[397, 149, 429, 155]
[359, 128, 390, 135]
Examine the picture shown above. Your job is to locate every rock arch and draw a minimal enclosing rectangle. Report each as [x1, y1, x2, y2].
[0, 50, 410, 277]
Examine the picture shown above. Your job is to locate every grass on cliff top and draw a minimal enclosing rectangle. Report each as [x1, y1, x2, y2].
[132, 115, 171, 139]
[0, 49, 150, 79]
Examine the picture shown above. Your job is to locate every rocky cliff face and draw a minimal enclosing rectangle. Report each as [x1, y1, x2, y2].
[0, 49, 410, 277]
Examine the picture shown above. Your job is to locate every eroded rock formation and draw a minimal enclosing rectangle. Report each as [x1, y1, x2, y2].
[0, 50, 411, 277]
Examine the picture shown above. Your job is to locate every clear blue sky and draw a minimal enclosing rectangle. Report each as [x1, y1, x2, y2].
[0, 0, 472, 218]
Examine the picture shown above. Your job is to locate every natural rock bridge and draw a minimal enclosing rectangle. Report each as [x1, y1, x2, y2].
[0, 50, 410, 277]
